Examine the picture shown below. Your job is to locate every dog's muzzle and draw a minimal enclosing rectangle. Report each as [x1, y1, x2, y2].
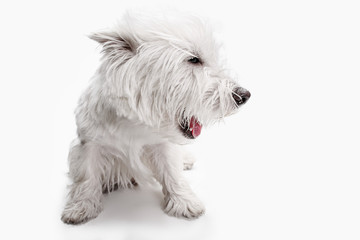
[232, 87, 251, 107]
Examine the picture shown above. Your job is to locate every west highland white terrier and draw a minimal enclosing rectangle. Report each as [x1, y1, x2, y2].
[61, 12, 250, 224]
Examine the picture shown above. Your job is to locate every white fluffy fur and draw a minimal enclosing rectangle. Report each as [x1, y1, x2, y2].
[61, 11, 250, 224]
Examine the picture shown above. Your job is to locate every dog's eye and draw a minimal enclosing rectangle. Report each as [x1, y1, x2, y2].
[188, 57, 201, 64]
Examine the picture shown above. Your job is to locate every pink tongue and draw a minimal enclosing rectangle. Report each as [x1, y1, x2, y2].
[190, 117, 202, 138]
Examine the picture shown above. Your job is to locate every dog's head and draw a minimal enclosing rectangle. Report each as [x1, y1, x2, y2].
[90, 12, 250, 142]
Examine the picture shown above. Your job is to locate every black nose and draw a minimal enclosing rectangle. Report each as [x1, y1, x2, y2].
[232, 87, 251, 106]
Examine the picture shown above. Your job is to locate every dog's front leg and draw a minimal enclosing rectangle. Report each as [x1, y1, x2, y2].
[61, 141, 104, 224]
[148, 143, 205, 219]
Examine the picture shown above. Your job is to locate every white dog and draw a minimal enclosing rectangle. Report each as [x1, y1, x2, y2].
[61, 12, 250, 224]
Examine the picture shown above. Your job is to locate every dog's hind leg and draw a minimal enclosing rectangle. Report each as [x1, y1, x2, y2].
[183, 151, 196, 170]
[61, 140, 105, 224]
[101, 153, 138, 194]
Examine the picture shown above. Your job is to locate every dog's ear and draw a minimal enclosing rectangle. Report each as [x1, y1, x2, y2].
[89, 31, 136, 55]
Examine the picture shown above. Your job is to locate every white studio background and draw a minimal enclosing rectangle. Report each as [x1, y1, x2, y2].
[0, 0, 359, 239]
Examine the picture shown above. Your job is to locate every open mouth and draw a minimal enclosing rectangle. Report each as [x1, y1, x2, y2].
[180, 116, 202, 139]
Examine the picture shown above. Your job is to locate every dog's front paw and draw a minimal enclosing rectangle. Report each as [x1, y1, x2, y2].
[163, 194, 205, 219]
[61, 199, 103, 225]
